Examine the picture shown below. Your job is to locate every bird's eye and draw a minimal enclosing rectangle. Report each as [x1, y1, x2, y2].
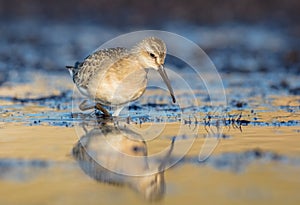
[132, 146, 140, 152]
[149, 53, 156, 58]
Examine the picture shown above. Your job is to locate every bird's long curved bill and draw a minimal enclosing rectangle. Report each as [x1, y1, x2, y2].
[158, 65, 176, 103]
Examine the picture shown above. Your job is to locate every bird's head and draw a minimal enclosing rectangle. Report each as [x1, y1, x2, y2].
[136, 37, 166, 70]
[134, 37, 176, 103]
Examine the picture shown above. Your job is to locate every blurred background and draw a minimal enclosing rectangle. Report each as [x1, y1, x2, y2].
[1, 0, 300, 26]
[0, 0, 299, 87]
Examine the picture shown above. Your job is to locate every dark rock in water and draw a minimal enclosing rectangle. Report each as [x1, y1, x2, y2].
[238, 119, 250, 126]
[270, 80, 290, 90]
[143, 103, 169, 108]
[280, 80, 290, 89]
[249, 148, 263, 158]
[231, 100, 247, 108]
[284, 50, 300, 66]
[289, 87, 300, 95]
[128, 104, 142, 110]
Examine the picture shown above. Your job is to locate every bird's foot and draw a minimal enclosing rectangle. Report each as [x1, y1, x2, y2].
[95, 103, 111, 118]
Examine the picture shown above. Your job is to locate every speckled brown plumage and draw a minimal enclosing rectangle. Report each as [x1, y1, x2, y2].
[66, 37, 175, 116]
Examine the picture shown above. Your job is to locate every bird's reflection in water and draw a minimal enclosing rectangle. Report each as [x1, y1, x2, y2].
[72, 121, 174, 201]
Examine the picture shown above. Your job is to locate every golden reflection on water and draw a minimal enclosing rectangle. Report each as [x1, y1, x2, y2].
[0, 117, 299, 204]
[72, 122, 175, 201]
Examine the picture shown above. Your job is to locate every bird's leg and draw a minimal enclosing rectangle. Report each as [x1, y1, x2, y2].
[79, 100, 94, 111]
[95, 103, 111, 117]
[79, 100, 110, 117]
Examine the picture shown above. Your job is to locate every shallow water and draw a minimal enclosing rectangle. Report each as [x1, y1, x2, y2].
[0, 70, 299, 204]
[0, 123, 300, 204]
[0, 22, 300, 204]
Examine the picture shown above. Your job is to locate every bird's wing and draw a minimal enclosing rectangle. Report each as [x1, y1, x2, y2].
[73, 47, 128, 89]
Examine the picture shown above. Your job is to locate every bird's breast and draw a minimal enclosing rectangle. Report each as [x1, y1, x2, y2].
[89, 68, 148, 105]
